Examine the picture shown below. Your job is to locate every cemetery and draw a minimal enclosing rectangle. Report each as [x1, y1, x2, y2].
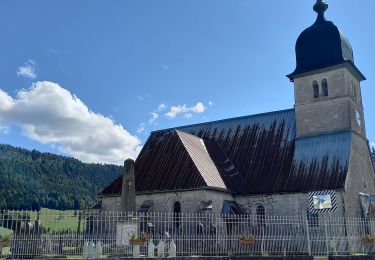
[1, 210, 375, 258]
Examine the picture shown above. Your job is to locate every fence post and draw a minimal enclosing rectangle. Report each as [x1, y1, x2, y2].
[324, 217, 329, 256]
[305, 215, 311, 256]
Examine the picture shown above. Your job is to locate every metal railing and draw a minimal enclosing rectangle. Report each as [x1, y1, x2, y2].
[0, 210, 374, 258]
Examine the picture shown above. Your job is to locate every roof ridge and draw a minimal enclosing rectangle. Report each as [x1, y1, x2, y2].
[152, 108, 295, 134]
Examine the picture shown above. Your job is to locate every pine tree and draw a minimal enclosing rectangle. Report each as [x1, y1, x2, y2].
[0, 144, 122, 210]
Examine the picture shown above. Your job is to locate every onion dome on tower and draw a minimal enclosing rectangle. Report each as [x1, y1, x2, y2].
[287, 0, 365, 81]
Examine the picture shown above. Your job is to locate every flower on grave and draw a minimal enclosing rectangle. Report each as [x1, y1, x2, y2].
[362, 234, 375, 244]
[130, 231, 150, 241]
[239, 234, 256, 241]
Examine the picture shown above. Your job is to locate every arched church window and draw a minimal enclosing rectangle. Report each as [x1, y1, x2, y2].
[173, 201, 181, 229]
[322, 79, 328, 97]
[256, 204, 265, 226]
[313, 81, 319, 98]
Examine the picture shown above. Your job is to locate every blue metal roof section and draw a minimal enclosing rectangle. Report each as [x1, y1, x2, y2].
[289, 131, 351, 192]
[174, 108, 296, 141]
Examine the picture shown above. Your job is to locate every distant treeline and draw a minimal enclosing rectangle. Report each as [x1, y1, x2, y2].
[0, 144, 122, 210]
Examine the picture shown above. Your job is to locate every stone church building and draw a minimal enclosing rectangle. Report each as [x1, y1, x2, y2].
[99, 0, 375, 218]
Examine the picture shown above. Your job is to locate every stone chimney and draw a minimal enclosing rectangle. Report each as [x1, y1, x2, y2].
[120, 159, 136, 212]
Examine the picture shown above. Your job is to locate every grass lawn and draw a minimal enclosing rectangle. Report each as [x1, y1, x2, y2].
[0, 227, 12, 238]
[38, 208, 82, 232]
[2, 208, 87, 233]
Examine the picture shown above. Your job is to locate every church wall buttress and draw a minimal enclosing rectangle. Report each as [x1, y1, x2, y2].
[344, 134, 375, 217]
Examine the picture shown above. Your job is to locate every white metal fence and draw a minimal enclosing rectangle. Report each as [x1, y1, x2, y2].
[1, 210, 375, 258]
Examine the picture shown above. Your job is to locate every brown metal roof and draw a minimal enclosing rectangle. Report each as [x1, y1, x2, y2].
[100, 109, 351, 196]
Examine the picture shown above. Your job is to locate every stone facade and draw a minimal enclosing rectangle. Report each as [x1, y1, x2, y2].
[101, 189, 349, 218]
[101, 189, 233, 215]
[236, 191, 347, 218]
[344, 133, 375, 217]
[101, 195, 121, 212]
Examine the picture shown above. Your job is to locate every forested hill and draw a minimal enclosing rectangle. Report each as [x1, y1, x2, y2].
[0, 144, 123, 210]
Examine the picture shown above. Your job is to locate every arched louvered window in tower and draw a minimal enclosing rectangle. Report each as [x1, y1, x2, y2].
[322, 79, 328, 97]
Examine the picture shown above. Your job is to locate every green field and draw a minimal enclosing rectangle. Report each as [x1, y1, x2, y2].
[1, 208, 87, 236]
[0, 208, 90, 259]
[29, 208, 84, 232]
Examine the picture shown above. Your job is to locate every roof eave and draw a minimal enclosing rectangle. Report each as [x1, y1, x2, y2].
[98, 186, 234, 198]
[287, 61, 366, 82]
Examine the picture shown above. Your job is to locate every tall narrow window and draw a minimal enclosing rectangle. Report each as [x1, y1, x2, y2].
[256, 204, 265, 226]
[322, 79, 328, 97]
[313, 81, 319, 98]
[173, 201, 181, 229]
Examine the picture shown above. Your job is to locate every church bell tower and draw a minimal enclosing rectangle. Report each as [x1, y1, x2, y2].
[287, 0, 366, 139]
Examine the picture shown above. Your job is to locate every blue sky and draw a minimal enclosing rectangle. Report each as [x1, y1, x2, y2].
[0, 0, 374, 164]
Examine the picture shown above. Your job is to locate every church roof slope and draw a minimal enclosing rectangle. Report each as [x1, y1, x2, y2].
[174, 109, 296, 194]
[113, 109, 295, 196]
[133, 129, 223, 192]
[100, 109, 352, 196]
[287, 131, 351, 192]
[176, 130, 227, 190]
[100, 174, 122, 196]
[100, 129, 232, 196]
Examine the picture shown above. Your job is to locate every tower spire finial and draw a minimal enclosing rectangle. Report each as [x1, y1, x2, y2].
[313, 0, 328, 22]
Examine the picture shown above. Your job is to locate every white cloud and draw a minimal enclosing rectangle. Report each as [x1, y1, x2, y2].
[0, 81, 141, 165]
[191, 102, 206, 113]
[370, 141, 375, 150]
[0, 89, 14, 111]
[27, 59, 36, 66]
[17, 60, 37, 79]
[136, 123, 146, 134]
[208, 101, 213, 106]
[157, 103, 167, 112]
[48, 49, 59, 55]
[184, 113, 192, 119]
[149, 112, 159, 124]
[0, 126, 9, 134]
[165, 102, 206, 119]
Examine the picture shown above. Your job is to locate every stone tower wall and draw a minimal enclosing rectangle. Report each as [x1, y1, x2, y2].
[344, 133, 375, 217]
[294, 67, 365, 138]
